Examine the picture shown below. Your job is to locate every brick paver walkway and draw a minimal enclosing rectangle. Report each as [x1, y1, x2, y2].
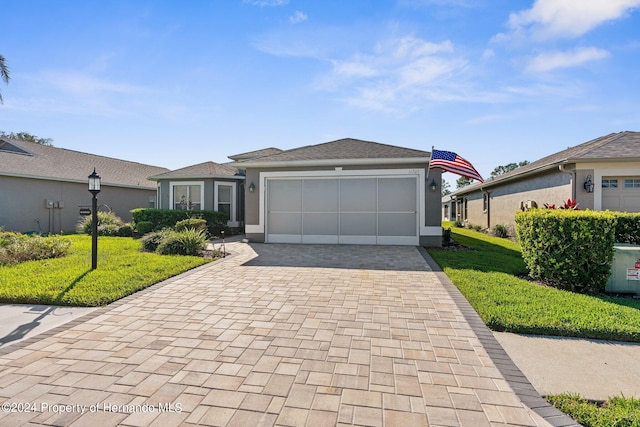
[0, 243, 551, 426]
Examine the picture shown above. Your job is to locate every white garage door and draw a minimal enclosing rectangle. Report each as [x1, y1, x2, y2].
[602, 177, 640, 212]
[266, 176, 418, 245]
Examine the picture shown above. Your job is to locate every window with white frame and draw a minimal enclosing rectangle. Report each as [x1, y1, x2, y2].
[214, 182, 237, 226]
[170, 182, 203, 210]
[602, 178, 618, 189]
[624, 178, 640, 188]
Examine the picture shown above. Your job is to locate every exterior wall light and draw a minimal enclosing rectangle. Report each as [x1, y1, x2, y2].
[584, 174, 594, 193]
[248, 182, 256, 193]
[430, 179, 437, 192]
[88, 168, 101, 270]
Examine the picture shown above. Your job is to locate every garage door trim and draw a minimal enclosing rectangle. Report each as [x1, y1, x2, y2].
[257, 168, 426, 245]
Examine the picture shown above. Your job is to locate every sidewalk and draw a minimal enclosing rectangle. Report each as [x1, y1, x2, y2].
[495, 332, 640, 401]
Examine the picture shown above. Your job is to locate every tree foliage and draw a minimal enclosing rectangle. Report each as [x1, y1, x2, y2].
[0, 131, 53, 146]
[456, 176, 473, 189]
[0, 54, 9, 103]
[490, 161, 529, 177]
[441, 179, 451, 196]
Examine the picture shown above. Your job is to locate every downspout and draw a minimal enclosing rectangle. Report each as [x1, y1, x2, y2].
[558, 164, 576, 200]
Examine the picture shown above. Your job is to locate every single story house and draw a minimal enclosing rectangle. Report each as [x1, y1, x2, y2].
[447, 131, 640, 231]
[0, 137, 169, 234]
[234, 138, 442, 246]
[148, 161, 246, 229]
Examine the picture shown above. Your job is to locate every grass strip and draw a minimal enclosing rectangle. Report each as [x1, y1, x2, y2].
[0, 235, 211, 306]
[546, 394, 640, 427]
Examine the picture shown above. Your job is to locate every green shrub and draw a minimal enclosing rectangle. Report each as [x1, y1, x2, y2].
[453, 219, 464, 228]
[613, 212, 640, 244]
[117, 223, 134, 237]
[175, 218, 208, 233]
[135, 221, 154, 235]
[131, 208, 227, 230]
[492, 224, 509, 238]
[0, 232, 71, 265]
[156, 228, 207, 256]
[208, 222, 231, 238]
[515, 210, 616, 293]
[140, 230, 170, 252]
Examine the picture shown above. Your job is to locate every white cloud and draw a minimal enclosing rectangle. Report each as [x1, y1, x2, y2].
[289, 11, 307, 24]
[323, 36, 468, 111]
[502, 0, 640, 41]
[243, 0, 289, 6]
[526, 47, 610, 72]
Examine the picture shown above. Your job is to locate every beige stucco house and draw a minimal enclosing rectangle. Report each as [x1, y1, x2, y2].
[446, 131, 640, 231]
[0, 137, 168, 234]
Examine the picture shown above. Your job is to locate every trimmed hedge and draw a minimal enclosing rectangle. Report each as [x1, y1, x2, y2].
[613, 212, 640, 244]
[515, 210, 617, 293]
[131, 208, 227, 230]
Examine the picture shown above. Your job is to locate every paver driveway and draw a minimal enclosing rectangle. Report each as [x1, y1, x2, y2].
[0, 243, 550, 426]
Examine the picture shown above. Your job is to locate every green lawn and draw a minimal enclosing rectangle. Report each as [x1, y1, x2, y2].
[429, 224, 640, 342]
[0, 235, 212, 306]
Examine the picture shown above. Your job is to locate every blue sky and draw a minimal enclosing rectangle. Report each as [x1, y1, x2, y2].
[2, 0, 640, 185]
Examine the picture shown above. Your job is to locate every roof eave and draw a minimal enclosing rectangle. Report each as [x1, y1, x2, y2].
[236, 157, 431, 169]
[1, 172, 157, 190]
[148, 174, 246, 181]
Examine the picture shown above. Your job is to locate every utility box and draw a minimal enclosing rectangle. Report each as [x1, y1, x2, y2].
[606, 244, 640, 295]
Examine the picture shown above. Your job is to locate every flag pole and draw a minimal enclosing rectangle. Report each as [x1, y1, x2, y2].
[426, 145, 434, 179]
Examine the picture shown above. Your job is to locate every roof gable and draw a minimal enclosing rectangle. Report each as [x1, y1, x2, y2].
[0, 138, 33, 156]
[237, 138, 430, 166]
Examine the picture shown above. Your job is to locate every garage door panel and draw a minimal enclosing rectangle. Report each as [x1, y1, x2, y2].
[270, 180, 302, 210]
[340, 212, 377, 236]
[378, 213, 416, 236]
[267, 212, 302, 235]
[303, 179, 338, 212]
[303, 213, 339, 235]
[378, 178, 416, 211]
[340, 178, 376, 211]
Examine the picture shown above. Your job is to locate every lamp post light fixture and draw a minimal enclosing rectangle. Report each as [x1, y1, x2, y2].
[583, 174, 595, 193]
[88, 168, 101, 270]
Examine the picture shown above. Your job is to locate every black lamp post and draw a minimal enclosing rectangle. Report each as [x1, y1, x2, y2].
[88, 168, 101, 270]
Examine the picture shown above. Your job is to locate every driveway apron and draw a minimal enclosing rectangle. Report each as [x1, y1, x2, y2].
[0, 243, 550, 426]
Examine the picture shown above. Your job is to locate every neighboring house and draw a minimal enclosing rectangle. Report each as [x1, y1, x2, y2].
[447, 131, 640, 230]
[148, 161, 246, 229]
[235, 138, 442, 246]
[0, 137, 169, 234]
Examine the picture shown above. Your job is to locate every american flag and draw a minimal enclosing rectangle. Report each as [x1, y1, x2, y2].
[429, 149, 484, 182]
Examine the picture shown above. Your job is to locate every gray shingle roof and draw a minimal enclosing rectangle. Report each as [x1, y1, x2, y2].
[228, 147, 283, 161]
[149, 161, 241, 180]
[452, 131, 640, 195]
[0, 137, 168, 189]
[237, 138, 430, 165]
